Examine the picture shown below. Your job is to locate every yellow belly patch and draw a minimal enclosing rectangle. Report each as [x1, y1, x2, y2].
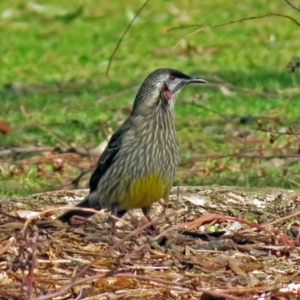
[118, 173, 172, 210]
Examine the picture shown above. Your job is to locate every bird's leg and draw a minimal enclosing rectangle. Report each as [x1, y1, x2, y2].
[142, 207, 158, 233]
[109, 211, 117, 233]
[108, 209, 127, 233]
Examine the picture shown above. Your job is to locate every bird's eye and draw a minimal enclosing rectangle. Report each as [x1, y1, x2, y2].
[169, 75, 176, 80]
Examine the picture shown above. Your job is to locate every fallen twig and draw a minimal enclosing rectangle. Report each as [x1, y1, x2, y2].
[0, 146, 94, 157]
[96, 85, 139, 103]
[179, 151, 300, 166]
[203, 82, 279, 98]
[20, 105, 70, 148]
[0, 237, 16, 256]
[263, 210, 300, 227]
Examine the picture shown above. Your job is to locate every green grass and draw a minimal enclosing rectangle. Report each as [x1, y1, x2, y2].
[1, 0, 300, 197]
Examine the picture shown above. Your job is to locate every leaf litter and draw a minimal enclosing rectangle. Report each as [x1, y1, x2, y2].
[0, 186, 300, 299]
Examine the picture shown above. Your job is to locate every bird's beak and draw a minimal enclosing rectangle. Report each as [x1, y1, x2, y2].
[184, 77, 207, 85]
[172, 77, 207, 93]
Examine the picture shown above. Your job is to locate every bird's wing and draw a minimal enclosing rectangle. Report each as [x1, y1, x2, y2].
[88, 121, 130, 193]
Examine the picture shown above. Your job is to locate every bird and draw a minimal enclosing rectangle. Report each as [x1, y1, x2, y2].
[57, 68, 207, 229]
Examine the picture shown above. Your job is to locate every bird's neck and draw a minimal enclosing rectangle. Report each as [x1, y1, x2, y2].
[130, 103, 176, 140]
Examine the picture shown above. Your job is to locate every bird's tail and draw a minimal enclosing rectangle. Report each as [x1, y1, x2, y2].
[57, 195, 99, 222]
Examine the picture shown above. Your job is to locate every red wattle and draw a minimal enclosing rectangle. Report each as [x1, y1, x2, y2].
[165, 90, 172, 99]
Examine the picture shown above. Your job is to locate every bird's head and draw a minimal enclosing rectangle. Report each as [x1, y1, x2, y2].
[132, 68, 207, 116]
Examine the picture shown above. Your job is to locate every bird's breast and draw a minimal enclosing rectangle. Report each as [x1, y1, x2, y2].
[130, 112, 180, 178]
[118, 173, 172, 210]
[117, 113, 179, 209]
[98, 111, 180, 211]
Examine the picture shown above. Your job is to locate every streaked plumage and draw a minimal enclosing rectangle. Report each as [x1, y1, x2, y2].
[57, 68, 207, 226]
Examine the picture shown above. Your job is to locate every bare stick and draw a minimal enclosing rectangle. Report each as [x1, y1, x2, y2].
[31, 272, 243, 300]
[285, 0, 300, 12]
[20, 106, 70, 148]
[169, 13, 300, 49]
[182, 100, 241, 134]
[0, 146, 92, 157]
[70, 169, 92, 187]
[71, 274, 244, 300]
[0, 237, 16, 256]
[29, 209, 182, 300]
[96, 85, 139, 103]
[204, 82, 279, 98]
[263, 210, 300, 227]
[180, 152, 300, 166]
[21, 206, 108, 237]
[175, 187, 179, 225]
[106, 0, 150, 77]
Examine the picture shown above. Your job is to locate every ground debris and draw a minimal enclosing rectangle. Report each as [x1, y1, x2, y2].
[0, 186, 300, 299]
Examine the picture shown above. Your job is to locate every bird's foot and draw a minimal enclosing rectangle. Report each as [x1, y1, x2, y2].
[68, 216, 99, 229]
[143, 215, 159, 235]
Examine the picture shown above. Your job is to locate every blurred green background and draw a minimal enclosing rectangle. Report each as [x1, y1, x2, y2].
[1, 0, 300, 197]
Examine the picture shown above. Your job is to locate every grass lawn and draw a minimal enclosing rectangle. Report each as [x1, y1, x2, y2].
[0, 0, 300, 197]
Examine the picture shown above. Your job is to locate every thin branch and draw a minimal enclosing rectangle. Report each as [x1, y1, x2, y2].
[0, 237, 16, 256]
[29, 209, 182, 300]
[0, 291, 25, 300]
[20, 106, 70, 148]
[3, 81, 91, 95]
[31, 272, 243, 300]
[96, 85, 139, 103]
[264, 210, 300, 227]
[287, 178, 300, 188]
[182, 100, 242, 135]
[50, 168, 92, 190]
[0, 146, 94, 157]
[97, 78, 285, 106]
[204, 82, 279, 98]
[255, 127, 300, 140]
[179, 152, 300, 166]
[169, 13, 300, 49]
[0, 209, 25, 222]
[74, 273, 244, 300]
[0, 146, 54, 157]
[21, 206, 110, 237]
[285, 0, 300, 12]
[70, 169, 92, 187]
[106, 0, 150, 78]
